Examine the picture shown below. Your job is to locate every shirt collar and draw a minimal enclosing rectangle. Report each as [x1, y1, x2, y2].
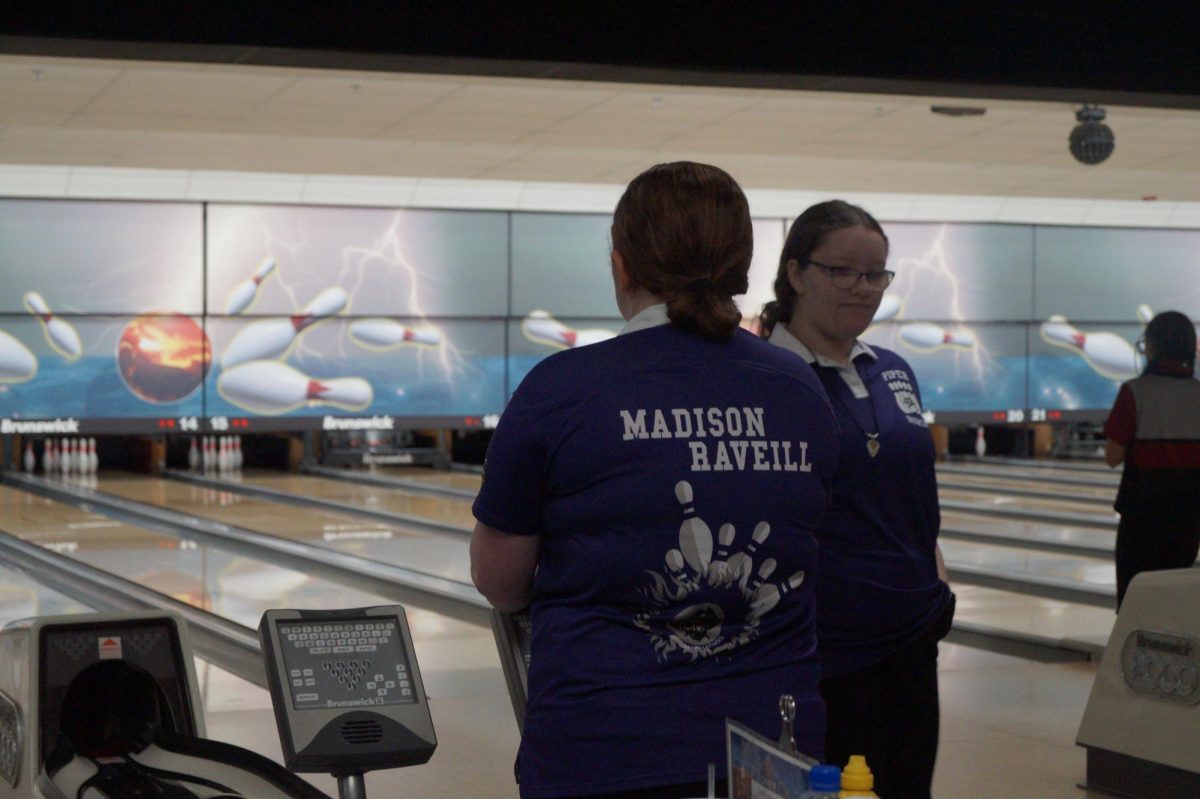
[619, 303, 671, 335]
[767, 324, 877, 368]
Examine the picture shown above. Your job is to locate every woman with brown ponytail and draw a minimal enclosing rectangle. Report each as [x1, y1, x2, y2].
[471, 163, 840, 798]
[759, 200, 953, 799]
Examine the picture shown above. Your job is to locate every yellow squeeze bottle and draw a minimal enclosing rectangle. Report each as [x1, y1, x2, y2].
[839, 754, 879, 798]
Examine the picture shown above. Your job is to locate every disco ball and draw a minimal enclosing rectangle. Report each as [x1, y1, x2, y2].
[1069, 105, 1115, 165]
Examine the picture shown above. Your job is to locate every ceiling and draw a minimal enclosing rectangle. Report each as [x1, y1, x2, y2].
[4, 54, 1200, 201]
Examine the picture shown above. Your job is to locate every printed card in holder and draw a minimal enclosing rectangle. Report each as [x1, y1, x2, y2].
[726, 717, 816, 799]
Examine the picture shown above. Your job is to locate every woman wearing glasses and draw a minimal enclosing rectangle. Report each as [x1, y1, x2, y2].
[1103, 310, 1200, 609]
[758, 200, 954, 799]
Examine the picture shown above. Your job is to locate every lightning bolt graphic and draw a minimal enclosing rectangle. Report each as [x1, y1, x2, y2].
[889, 224, 1000, 387]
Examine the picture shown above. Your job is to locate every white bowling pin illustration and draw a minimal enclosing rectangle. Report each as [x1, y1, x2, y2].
[872, 294, 902, 323]
[44, 440, 56, 473]
[225, 257, 277, 315]
[706, 523, 737, 586]
[220, 286, 348, 369]
[522, 310, 615, 350]
[1040, 315, 1140, 380]
[725, 521, 771, 585]
[750, 570, 806, 618]
[22, 442, 35, 473]
[0, 329, 37, 382]
[349, 319, 442, 349]
[674, 480, 713, 574]
[747, 558, 777, 596]
[974, 427, 987, 458]
[23, 292, 82, 360]
[899, 322, 976, 350]
[665, 549, 687, 583]
[218, 361, 373, 415]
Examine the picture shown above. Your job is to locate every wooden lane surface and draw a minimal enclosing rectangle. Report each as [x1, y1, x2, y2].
[96, 473, 473, 584]
[938, 470, 1117, 502]
[388, 466, 483, 493]
[939, 486, 1118, 522]
[237, 470, 475, 530]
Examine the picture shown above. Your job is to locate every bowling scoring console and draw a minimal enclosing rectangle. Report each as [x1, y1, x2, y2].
[259, 606, 437, 786]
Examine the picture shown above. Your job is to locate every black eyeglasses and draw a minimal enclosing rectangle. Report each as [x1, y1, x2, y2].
[808, 260, 895, 290]
[1136, 337, 1147, 354]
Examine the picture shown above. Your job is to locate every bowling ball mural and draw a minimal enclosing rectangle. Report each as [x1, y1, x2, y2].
[116, 313, 210, 403]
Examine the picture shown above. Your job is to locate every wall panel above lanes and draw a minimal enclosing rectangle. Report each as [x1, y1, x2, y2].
[206, 204, 509, 318]
[0, 198, 203, 315]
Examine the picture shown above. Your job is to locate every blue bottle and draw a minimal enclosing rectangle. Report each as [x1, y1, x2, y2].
[804, 764, 841, 798]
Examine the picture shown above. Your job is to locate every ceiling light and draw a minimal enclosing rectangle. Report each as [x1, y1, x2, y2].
[1069, 105, 1115, 165]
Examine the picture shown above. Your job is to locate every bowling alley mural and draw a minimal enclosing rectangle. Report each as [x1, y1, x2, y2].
[205, 204, 508, 421]
[0, 199, 207, 426]
[1, 198, 1198, 434]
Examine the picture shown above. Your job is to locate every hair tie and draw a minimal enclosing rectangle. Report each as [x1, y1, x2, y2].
[688, 277, 715, 292]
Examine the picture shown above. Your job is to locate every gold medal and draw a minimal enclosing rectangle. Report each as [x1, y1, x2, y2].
[866, 434, 880, 458]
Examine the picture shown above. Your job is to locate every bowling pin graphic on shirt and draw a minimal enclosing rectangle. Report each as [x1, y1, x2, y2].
[225, 257, 277, 315]
[674, 480, 713, 574]
[23, 292, 82, 361]
[0, 328, 37, 382]
[220, 286, 348, 369]
[217, 361, 373, 415]
[349, 319, 442, 350]
[1040, 315, 1140, 381]
[899, 321, 976, 351]
[522, 310, 616, 350]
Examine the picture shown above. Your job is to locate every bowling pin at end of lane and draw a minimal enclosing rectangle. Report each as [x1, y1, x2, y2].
[0, 329, 37, 382]
[349, 319, 442, 350]
[225, 256, 277, 315]
[220, 285, 349, 369]
[218, 360, 373, 415]
[522, 310, 616, 350]
[871, 294, 902, 324]
[898, 322, 976, 351]
[23, 291, 82, 361]
[974, 427, 987, 458]
[1136, 304, 1154, 325]
[1040, 314, 1141, 381]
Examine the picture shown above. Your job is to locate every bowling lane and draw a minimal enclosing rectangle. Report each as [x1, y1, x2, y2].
[0, 483, 522, 799]
[0, 560, 93, 625]
[94, 473, 472, 583]
[941, 537, 1115, 593]
[388, 466, 484, 493]
[950, 583, 1114, 652]
[943, 459, 1118, 483]
[938, 486, 1119, 523]
[232, 469, 475, 530]
[937, 471, 1117, 503]
[940, 510, 1113, 554]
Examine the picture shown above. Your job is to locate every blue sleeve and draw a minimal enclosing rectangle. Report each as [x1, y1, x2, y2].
[471, 373, 554, 536]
